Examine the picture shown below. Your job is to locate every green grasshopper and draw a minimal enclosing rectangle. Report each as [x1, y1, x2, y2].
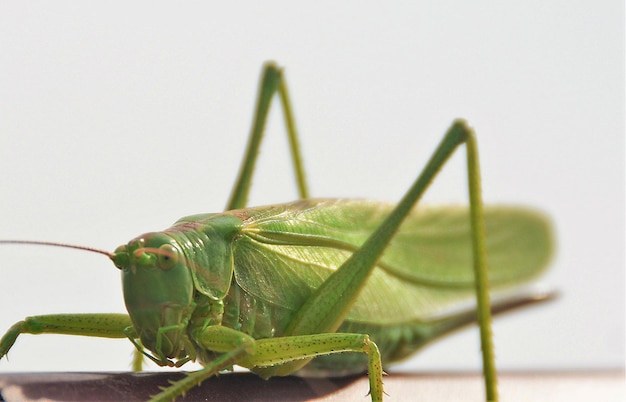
[0, 62, 553, 402]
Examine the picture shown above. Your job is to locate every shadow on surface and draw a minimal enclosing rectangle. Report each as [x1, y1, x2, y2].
[2, 370, 624, 401]
[0, 371, 361, 402]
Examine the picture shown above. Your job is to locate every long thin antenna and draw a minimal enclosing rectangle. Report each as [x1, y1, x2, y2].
[0, 240, 115, 259]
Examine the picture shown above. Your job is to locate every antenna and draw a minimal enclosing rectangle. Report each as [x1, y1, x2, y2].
[0, 240, 115, 259]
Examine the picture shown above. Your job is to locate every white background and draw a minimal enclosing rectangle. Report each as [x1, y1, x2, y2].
[0, 1, 623, 377]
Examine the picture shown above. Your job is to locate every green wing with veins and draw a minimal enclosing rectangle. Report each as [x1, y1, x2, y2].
[229, 199, 552, 324]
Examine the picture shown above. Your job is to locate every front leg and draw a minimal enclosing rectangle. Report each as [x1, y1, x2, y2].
[0, 313, 131, 360]
[150, 326, 257, 402]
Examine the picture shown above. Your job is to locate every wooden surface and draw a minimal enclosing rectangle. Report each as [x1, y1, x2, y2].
[0, 370, 623, 401]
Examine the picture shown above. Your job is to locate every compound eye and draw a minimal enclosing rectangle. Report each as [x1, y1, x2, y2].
[112, 245, 129, 270]
[156, 244, 179, 270]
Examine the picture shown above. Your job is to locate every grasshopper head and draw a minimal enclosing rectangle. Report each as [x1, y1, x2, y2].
[113, 233, 195, 364]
